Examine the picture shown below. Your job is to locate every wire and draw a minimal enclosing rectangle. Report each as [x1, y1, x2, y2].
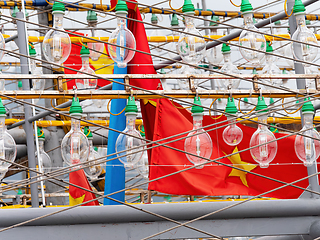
[169, 0, 182, 11]
[50, 99, 70, 111]
[38, 130, 44, 138]
[100, 0, 116, 12]
[107, 99, 126, 116]
[170, 99, 192, 109]
[238, 98, 256, 114]
[230, 0, 241, 7]
[282, 98, 302, 114]
[284, 0, 294, 18]
[45, 0, 53, 5]
[138, 124, 145, 134]
[209, 99, 224, 120]
[85, 128, 91, 137]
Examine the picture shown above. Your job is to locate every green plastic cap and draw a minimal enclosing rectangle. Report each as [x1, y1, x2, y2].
[293, 0, 306, 13]
[52, 1, 66, 13]
[191, 96, 203, 114]
[244, 97, 249, 103]
[29, 44, 36, 56]
[306, 20, 311, 25]
[270, 123, 278, 133]
[210, 15, 220, 26]
[171, 13, 179, 26]
[225, 97, 238, 114]
[87, 10, 97, 22]
[253, 18, 257, 24]
[221, 43, 231, 53]
[18, 80, 22, 88]
[151, 13, 158, 24]
[69, 97, 83, 114]
[252, 68, 257, 74]
[241, 0, 253, 13]
[266, 41, 273, 52]
[37, 127, 45, 139]
[160, 68, 165, 74]
[115, 0, 128, 13]
[17, 189, 23, 195]
[125, 96, 138, 113]
[256, 96, 268, 113]
[80, 45, 90, 56]
[282, 69, 287, 74]
[302, 98, 314, 113]
[274, 20, 281, 25]
[84, 126, 93, 139]
[140, 125, 145, 138]
[12, 6, 18, 18]
[182, 0, 195, 13]
[269, 97, 274, 105]
[0, 98, 6, 116]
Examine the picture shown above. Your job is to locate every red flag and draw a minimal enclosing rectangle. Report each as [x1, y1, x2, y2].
[148, 99, 310, 199]
[69, 169, 100, 206]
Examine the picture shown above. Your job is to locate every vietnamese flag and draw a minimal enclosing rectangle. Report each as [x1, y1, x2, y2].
[148, 99, 310, 199]
[69, 169, 99, 206]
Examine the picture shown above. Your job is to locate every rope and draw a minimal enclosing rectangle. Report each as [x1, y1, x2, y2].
[209, 99, 224, 120]
[230, 0, 241, 7]
[238, 98, 256, 114]
[284, 0, 294, 17]
[170, 99, 192, 109]
[50, 99, 70, 111]
[169, 0, 182, 11]
[282, 98, 302, 114]
[107, 99, 126, 116]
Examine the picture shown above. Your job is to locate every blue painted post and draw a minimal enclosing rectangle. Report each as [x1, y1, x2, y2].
[103, 63, 127, 205]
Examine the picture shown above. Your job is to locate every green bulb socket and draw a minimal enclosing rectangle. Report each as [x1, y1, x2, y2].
[171, 13, 179, 26]
[256, 96, 268, 113]
[302, 98, 314, 114]
[182, 0, 195, 14]
[210, 15, 219, 26]
[29, 44, 36, 56]
[221, 43, 231, 53]
[266, 41, 273, 53]
[37, 126, 45, 140]
[87, 10, 98, 22]
[115, 0, 128, 14]
[18, 81, 23, 89]
[293, 0, 306, 14]
[151, 13, 158, 24]
[240, 0, 253, 13]
[80, 45, 90, 56]
[140, 125, 146, 138]
[52, 1, 66, 14]
[191, 96, 204, 114]
[225, 97, 238, 114]
[0, 98, 6, 116]
[83, 126, 93, 139]
[69, 97, 83, 115]
[125, 96, 138, 113]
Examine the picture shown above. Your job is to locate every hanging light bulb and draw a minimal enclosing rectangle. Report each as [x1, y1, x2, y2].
[0, 70, 5, 91]
[167, 13, 180, 60]
[0, 99, 17, 180]
[272, 21, 286, 57]
[185, 97, 213, 169]
[177, 0, 206, 66]
[83, 126, 102, 180]
[223, 98, 243, 146]
[35, 127, 52, 174]
[150, 13, 164, 53]
[115, 97, 144, 168]
[61, 97, 90, 166]
[249, 97, 277, 168]
[291, 0, 318, 66]
[294, 98, 320, 166]
[137, 125, 149, 179]
[42, 1, 71, 65]
[206, 16, 223, 66]
[75, 45, 97, 90]
[218, 43, 241, 89]
[86, 10, 104, 61]
[29, 44, 45, 96]
[238, 0, 266, 66]
[108, 0, 136, 68]
[261, 41, 282, 89]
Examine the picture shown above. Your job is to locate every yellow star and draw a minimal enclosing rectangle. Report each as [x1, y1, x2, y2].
[224, 147, 257, 187]
[69, 194, 85, 206]
[142, 99, 157, 107]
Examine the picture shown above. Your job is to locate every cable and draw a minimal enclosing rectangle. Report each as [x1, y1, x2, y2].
[107, 99, 126, 116]
[238, 98, 256, 114]
[209, 99, 224, 120]
[170, 99, 192, 109]
[284, 0, 294, 18]
[282, 98, 302, 114]
[230, 0, 241, 7]
[169, 0, 182, 11]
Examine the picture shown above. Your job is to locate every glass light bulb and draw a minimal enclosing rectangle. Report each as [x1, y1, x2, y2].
[219, 52, 240, 89]
[75, 56, 97, 90]
[178, 16, 206, 65]
[61, 117, 90, 166]
[115, 113, 144, 168]
[305, 65, 319, 89]
[150, 28, 164, 53]
[137, 149, 149, 179]
[206, 29, 223, 65]
[284, 43, 295, 68]
[178, 65, 201, 90]
[108, 14, 136, 68]
[184, 114, 212, 169]
[0, 116, 17, 170]
[0, 33, 5, 62]
[261, 55, 282, 89]
[249, 114, 277, 168]
[239, 12, 266, 66]
[0, 166, 7, 180]
[292, 14, 318, 66]
[167, 29, 180, 60]
[83, 140, 102, 179]
[42, 13, 71, 65]
[0, 71, 5, 91]
[35, 140, 52, 174]
[295, 112, 320, 166]
[223, 118, 243, 146]
[87, 24, 104, 61]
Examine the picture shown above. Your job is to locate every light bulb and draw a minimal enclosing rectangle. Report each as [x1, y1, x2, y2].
[83, 136, 102, 180]
[61, 98, 90, 166]
[87, 10, 104, 61]
[178, 65, 201, 90]
[115, 97, 144, 168]
[239, 11, 266, 66]
[42, 3, 71, 65]
[218, 43, 240, 89]
[108, 4, 136, 68]
[35, 138, 52, 174]
[167, 27, 180, 60]
[284, 42, 295, 68]
[0, 32, 5, 62]
[0, 166, 7, 181]
[206, 17, 223, 66]
[150, 14, 164, 53]
[184, 97, 212, 169]
[261, 42, 282, 90]
[249, 98, 277, 168]
[137, 150, 149, 179]
[0, 71, 5, 91]
[75, 46, 97, 90]
[294, 101, 320, 166]
[178, 15, 206, 65]
[223, 98, 243, 146]
[291, 13, 318, 66]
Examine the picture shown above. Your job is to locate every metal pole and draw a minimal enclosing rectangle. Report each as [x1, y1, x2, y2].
[16, 11, 39, 207]
[201, 0, 209, 36]
[287, 0, 320, 198]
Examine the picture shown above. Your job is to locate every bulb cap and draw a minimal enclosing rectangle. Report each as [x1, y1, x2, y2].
[221, 43, 231, 53]
[84, 126, 93, 139]
[210, 15, 220, 26]
[29, 44, 36, 56]
[293, 0, 306, 13]
[37, 126, 45, 140]
[18, 81, 23, 88]
[225, 97, 238, 114]
[87, 10, 98, 22]
[302, 98, 314, 114]
[182, 0, 195, 13]
[69, 97, 83, 114]
[115, 0, 128, 13]
[52, 1, 66, 13]
[80, 45, 90, 56]
[12, 6, 18, 18]
[266, 41, 273, 52]
[191, 96, 204, 114]
[171, 13, 179, 26]
[125, 96, 138, 113]
[151, 13, 158, 24]
[256, 96, 268, 113]
[0, 98, 6, 116]
[240, 0, 253, 13]
[140, 125, 146, 138]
